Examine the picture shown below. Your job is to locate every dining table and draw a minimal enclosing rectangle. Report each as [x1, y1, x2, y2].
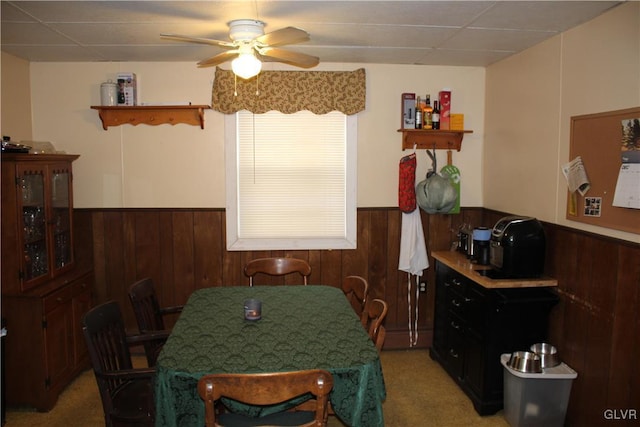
[154, 285, 386, 427]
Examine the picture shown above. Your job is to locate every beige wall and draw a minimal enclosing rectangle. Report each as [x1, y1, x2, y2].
[26, 61, 485, 209]
[1, 52, 32, 141]
[485, 2, 639, 243]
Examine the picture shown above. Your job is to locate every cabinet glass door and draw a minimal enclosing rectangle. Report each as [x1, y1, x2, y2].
[20, 169, 48, 282]
[51, 166, 74, 273]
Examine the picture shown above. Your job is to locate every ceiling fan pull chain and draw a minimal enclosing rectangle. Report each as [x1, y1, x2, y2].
[234, 74, 238, 97]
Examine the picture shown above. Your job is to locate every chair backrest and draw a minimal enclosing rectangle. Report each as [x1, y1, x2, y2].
[244, 257, 312, 286]
[128, 278, 167, 366]
[82, 301, 154, 426]
[198, 370, 333, 427]
[128, 277, 165, 331]
[361, 298, 389, 351]
[341, 275, 369, 322]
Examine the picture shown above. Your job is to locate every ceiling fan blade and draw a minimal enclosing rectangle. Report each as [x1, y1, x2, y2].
[256, 27, 310, 47]
[258, 47, 319, 68]
[197, 50, 240, 68]
[161, 33, 234, 48]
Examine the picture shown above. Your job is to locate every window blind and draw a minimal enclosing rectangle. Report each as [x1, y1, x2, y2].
[236, 110, 346, 239]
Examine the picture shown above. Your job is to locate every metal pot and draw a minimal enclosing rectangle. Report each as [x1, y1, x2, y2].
[508, 351, 542, 373]
[530, 342, 560, 368]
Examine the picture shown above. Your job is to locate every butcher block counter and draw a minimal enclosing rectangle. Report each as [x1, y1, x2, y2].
[431, 250, 557, 289]
[430, 250, 558, 415]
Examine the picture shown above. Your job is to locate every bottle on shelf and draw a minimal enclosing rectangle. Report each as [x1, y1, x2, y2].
[432, 100, 440, 130]
[415, 96, 423, 129]
[423, 95, 433, 129]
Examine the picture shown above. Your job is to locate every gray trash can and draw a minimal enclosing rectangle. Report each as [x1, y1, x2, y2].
[501, 353, 577, 427]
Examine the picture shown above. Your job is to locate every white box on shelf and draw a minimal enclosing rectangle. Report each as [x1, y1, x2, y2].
[116, 72, 137, 106]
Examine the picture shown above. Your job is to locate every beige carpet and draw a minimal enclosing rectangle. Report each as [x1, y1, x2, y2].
[5, 349, 510, 426]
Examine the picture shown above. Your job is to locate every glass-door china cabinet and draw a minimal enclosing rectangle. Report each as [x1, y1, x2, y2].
[2, 153, 93, 411]
[18, 160, 75, 289]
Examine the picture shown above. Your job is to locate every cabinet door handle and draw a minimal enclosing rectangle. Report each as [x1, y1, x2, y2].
[465, 297, 472, 303]
[449, 349, 459, 359]
[451, 299, 461, 307]
[450, 321, 460, 330]
[452, 278, 461, 286]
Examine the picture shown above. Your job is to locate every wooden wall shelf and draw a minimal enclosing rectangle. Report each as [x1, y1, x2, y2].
[398, 129, 473, 151]
[90, 105, 211, 130]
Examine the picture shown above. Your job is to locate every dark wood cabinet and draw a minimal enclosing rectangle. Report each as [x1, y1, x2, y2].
[430, 259, 558, 415]
[1, 154, 93, 411]
[2, 271, 92, 410]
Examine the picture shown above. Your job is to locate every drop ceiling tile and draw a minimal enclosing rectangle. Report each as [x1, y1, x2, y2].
[470, 1, 620, 31]
[1, 22, 76, 44]
[301, 23, 460, 48]
[418, 48, 514, 67]
[91, 45, 217, 62]
[0, 45, 107, 61]
[49, 22, 228, 45]
[442, 28, 553, 52]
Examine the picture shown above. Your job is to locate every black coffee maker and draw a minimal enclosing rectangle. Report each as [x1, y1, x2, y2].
[489, 216, 546, 278]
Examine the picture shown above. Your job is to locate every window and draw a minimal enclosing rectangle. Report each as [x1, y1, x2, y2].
[225, 110, 357, 250]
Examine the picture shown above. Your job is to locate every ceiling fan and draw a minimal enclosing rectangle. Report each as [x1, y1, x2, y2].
[161, 19, 320, 79]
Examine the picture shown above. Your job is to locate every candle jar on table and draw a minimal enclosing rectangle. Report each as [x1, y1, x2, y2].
[244, 299, 262, 320]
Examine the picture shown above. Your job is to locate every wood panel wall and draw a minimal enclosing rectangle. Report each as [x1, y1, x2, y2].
[75, 207, 639, 426]
[74, 207, 483, 348]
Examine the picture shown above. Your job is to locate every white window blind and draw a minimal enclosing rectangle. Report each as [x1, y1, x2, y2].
[225, 110, 357, 250]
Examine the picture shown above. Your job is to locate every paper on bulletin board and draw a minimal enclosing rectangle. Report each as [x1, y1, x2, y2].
[562, 156, 590, 196]
[612, 117, 640, 209]
[612, 163, 640, 209]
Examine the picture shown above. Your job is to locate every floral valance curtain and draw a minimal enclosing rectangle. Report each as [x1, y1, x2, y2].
[211, 67, 366, 115]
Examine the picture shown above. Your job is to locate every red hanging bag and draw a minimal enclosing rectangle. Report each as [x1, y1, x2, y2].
[399, 153, 417, 213]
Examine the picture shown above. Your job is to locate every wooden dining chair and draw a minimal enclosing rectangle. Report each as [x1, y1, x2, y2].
[361, 298, 389, 351]
[82, 301, 162, 427]
[341, 275, 369, 323]
[128, 277, 183, 366]
[244, 257, 312, 286]
[198, 369, 333, 427]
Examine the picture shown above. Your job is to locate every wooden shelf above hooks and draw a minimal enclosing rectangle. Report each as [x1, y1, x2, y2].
[398, 129, 473, 151]
[91, 105, 211, 130]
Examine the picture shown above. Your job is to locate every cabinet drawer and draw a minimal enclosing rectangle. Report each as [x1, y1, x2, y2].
[43, 286, 73, 312]
[446, 327, 465, 378]
[445, 272, 465, 295]
[446, 287, 467, 316]
[465, 285, 487, 331]
[447, 312, 465, 337]
[71, 279, 90, 296]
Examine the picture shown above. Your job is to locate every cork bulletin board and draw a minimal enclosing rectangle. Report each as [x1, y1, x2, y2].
[566, 107, 640, 234]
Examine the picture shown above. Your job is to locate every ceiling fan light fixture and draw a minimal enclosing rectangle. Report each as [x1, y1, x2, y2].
[232, 52, 262, 79]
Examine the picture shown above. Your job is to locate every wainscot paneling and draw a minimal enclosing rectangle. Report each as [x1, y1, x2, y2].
[75, 207, 484, 349]
[75, 207, 639, 426]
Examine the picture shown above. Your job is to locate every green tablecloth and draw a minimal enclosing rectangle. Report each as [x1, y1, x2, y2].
[154, 285, 386, 427]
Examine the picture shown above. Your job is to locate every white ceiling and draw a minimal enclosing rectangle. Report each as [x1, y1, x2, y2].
[1, 1, 624, 67]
